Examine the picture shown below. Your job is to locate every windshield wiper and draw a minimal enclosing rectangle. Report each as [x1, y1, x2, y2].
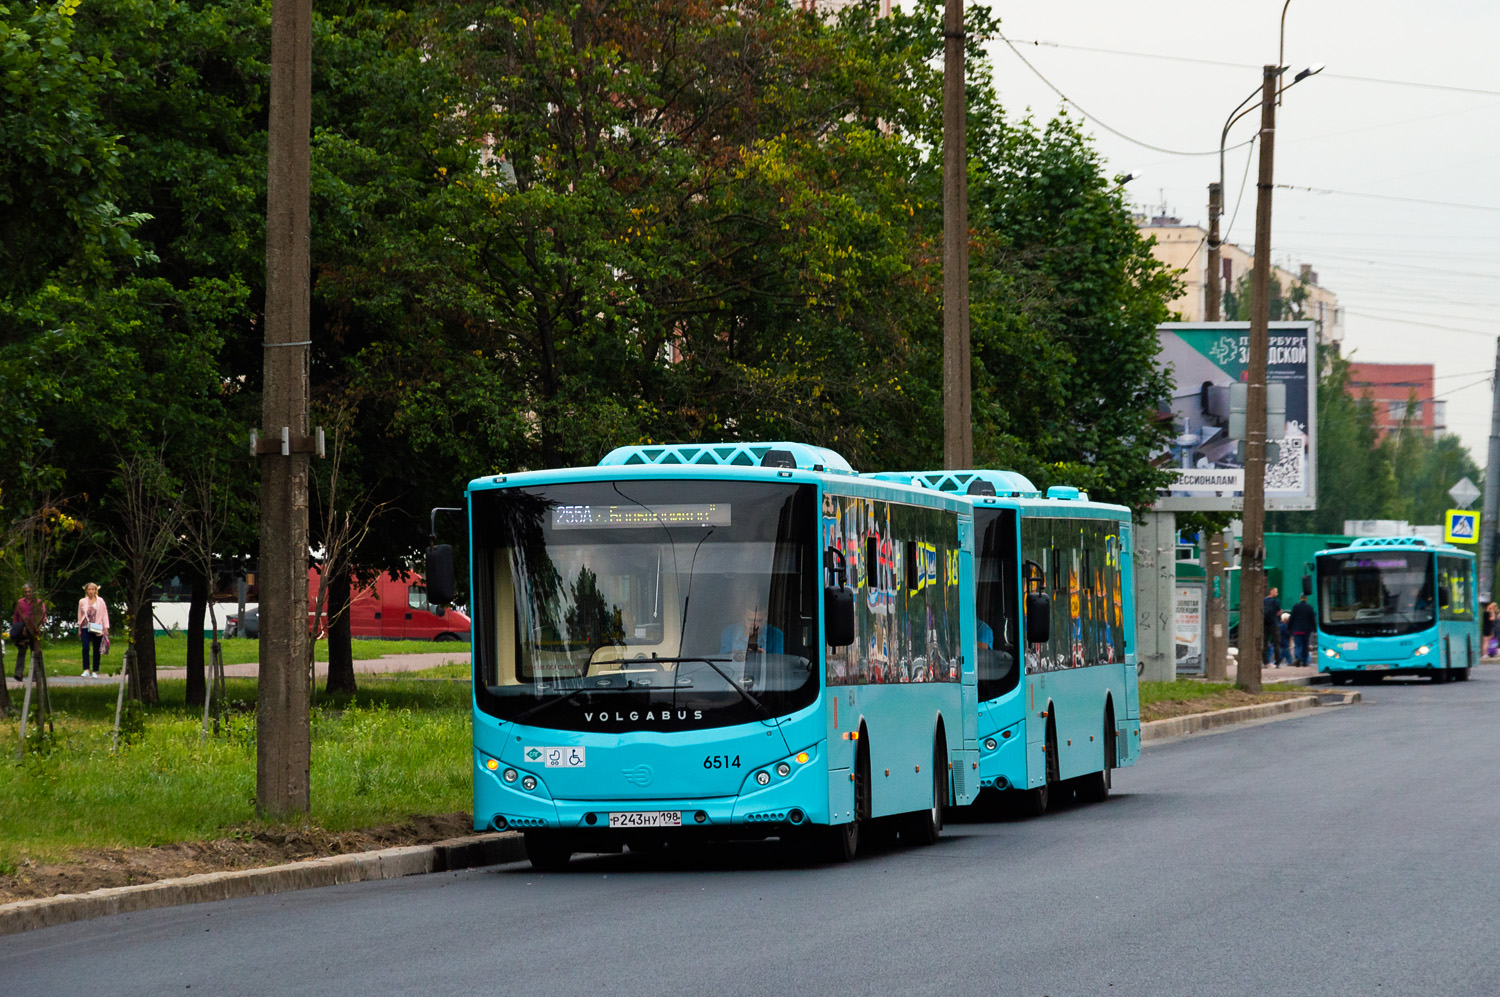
[510, 687, 585, 726]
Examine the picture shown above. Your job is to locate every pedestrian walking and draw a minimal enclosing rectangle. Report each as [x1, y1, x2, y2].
[1484, 602, 1498, 658]
[1262, 586, 1283, 666]
[1288, 594, 1317, 668]
[11, 582, 47, 682]
[77, 582, 110, 678]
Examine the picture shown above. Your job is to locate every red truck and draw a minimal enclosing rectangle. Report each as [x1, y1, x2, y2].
[308, 568, 470, 642]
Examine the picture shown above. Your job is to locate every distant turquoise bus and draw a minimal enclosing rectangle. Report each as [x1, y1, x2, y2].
[1315, 537, 1479, 684]
[430, 442, 986, 869]
[872, 470, 1141, 812]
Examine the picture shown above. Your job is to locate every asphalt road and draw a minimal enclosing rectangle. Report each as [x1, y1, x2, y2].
[7, 670, 1500, 996]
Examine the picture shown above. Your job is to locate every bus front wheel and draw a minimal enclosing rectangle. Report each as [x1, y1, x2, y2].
[902, 730, 947, 846]
[825, 735, 870, 861]
[1020, 723, 1060, 817]
[1077, 714, 1115, 804]
[524, 831, 573, 871]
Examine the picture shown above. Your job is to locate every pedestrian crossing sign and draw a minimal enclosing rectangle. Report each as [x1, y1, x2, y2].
[1445, 509, 1479, 544]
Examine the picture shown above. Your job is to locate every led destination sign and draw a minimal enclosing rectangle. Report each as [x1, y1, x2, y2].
[551, 503, 731, 529]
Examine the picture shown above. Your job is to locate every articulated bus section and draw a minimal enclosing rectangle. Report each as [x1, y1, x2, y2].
[876, 470, 1142, 815]
[433, 442, 1140, 869]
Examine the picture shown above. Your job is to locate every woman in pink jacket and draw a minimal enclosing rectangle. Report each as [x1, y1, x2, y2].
[77, 582, 110, 678]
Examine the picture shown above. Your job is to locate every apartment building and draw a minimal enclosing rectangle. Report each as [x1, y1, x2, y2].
[1346, 361, 1446, 439]
[1138, 214, 1344, 345]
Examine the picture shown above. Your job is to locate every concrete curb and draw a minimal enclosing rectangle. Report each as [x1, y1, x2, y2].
[1142, 690, 1361, 743]
[0, 831, 525, 937]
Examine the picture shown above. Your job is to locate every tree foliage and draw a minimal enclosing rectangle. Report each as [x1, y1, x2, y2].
[1268, 347, 1482, 535]
[2, 0, 1190, 650]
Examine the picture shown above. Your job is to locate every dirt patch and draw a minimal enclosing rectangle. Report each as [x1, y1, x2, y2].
[0, 812, 476, 905]
[1142, 689, 1308, 723]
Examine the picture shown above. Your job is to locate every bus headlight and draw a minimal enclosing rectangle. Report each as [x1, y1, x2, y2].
[776, 762, 791, 778]
[985, 738, 998, 751]
[755, 771, 771, 786]
[1413, 645, 1431, 657]
[521, 775, 537, 791]
[1323, 648, 1340, 659]
[503, 768, 518, 783]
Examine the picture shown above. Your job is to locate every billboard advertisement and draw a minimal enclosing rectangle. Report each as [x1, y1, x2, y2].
[1154, 321, 1317, 512]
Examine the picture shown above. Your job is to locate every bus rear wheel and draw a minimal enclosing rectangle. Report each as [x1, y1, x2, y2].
[524, 831, 573, 871]
[1430, 667, 1450, 683]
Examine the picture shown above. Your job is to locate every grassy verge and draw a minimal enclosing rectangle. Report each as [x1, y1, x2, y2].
[27, 635, 468, 672]
[1139, 679, 1308, 723]
[0, 677, 471, 868]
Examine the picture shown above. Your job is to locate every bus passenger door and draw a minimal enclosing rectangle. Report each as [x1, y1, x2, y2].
[955, 514, 978, 805]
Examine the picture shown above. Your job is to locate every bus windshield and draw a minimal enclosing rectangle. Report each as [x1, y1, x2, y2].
[471, 480, 819, 731]
[1318, 551, 1435, 636]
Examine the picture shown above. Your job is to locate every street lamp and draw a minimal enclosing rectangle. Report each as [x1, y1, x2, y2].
[1207, 65, 1323, 322]
[1201, 61, 1321, 689]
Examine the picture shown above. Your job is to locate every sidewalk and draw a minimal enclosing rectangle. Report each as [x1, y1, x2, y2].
[3, 649, 471, 691]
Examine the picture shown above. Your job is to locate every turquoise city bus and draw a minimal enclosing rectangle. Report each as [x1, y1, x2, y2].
[428, 442, 986, 869]
[1315, 536, 1479, 684]
[872, 470, 1141, 813]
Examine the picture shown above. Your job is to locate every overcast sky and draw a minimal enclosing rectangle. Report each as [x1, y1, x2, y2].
[973, 0, 1500, 469]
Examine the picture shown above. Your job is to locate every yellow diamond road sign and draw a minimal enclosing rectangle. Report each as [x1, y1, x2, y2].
[1445, 510, 1479, 544]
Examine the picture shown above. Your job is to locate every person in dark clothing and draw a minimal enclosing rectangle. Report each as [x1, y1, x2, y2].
[1288, 595, 1317, 667]
[1262, 587, 1283, 666]
[11, 582, 46, 682]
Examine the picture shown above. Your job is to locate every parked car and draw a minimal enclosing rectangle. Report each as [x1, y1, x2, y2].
[225, 607, 259, 638]
[309, 569, 470, 641]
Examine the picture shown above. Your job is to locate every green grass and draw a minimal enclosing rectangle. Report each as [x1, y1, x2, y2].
[381, 661, 473, 680]
[0, 677, 472, 865]
[29, 635, 468, 672]
[1139, 678, 1304, 705]
[1139, 679, 1245, 704]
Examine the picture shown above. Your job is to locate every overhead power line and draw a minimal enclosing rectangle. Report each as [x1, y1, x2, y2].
[1276, 185, 1500, 213]
[1344, 309, 1497, 337]
[995, 30, 1253, 157]
[1004, 39, 1500, 98]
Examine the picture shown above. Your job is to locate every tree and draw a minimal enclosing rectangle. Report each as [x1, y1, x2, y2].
[114, 451, 184, 704]
[1264, 347, 1485, 535]
[1224, 270, 1309, 325]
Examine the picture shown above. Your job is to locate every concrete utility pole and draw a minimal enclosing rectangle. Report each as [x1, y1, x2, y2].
[1239, 65, 1280, 696]
[258, 0, 313, 817]
[1482, 336, 1500, 599]
[1203, 179, 1229, 681]
[942, 0, 972, 469]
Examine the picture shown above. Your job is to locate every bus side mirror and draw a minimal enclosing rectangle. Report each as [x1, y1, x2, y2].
[1025, 592, 1051, 644]
[1302, 573, 1313, 597]
[825, 586, 855, 648]
[426, 544, 455, 606]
